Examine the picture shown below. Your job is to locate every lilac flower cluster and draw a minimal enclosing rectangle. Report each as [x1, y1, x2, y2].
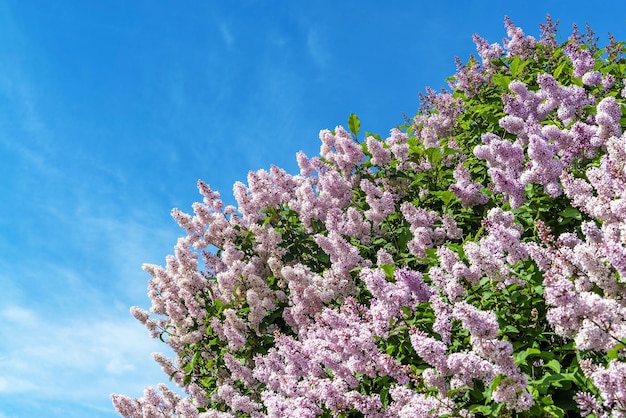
[408, 297, 532, 412]
[449, 163, 489, 208]
[113, 17, 626, 418]
[414, 89, 464, 149]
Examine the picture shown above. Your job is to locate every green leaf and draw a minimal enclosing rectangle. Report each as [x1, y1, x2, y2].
[501, 324, 519, 334]
[431, 190, 456, 206]
[424, 147, 442, 164]
[186, 351, 201, 374]
[537, 373, 566, 389]
[397, 228, 412, 252]
[509, 56, 530, 77]
[213, 298, 223, 314]
[558, 207, 581, 219]
[491, 73, 512, 89]
[381, 264, 395, 280]
[441, 146, 461, 158]
[490, 373, 504, 391]
[608, 340, 626, 359]
[348, 113, 360, 136]
[545, 359, 562, 373]
[515, 347, 541, 365]
[469, 405, 493, 415]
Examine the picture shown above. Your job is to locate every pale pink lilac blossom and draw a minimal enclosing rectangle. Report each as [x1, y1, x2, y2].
[451, 55, 486, 97]
[449, 163, 489, 208]
[474, 133, 525, 207]
[413, 89, 463, 149]
[503, 16, 537, 59]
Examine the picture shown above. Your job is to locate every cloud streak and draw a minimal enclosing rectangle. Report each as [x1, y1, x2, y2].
[0, 303, 174, 415]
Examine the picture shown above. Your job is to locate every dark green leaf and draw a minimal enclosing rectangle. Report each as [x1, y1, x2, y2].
[558, 207, 581, 220]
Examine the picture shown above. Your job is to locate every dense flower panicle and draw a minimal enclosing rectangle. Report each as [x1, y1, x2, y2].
[474, 133, 525, 207]
[595, 96, 623, 141]
[394, 267, 434, 303]
[324, 206, 371, 241]
[409, 328, 449, 373]
[481, 208, 528, 267]
[366, 135, 392, 166]
[375, 248, 394, 266]
[574, 391, 607, 418]
[463, 230, 518, 286]
[314, 231, 365, 281]
[400, 201, 441, 258]
[251, 298, 412, 415]
[505, 80, 547, 127]
[281, 263, 328, 331]
[385, 128, 411, 167]
[115, 17, 626, 418]
[320, 127, 365, 176]
[451, 55, 486, 97]
[429, 294, 453, 343]
[360, 179, 396, 225]
[503, 16, 537, 59]
[441, 214, 463, 239]
[111, 385, 196, 418]
[583, 70, 603, 86]
[413, 89, 463, 148]
[577, 360, 626, 416]
[539, 14, 559, 49]
[565, 34, 597, 78]
[387, 384, 459, 417]
[473, 34, 504, 67]
[453, 301, 499, 339]
[539, 207, 626, 355]
[449, 163, 489, 207]
[295, 151, 315, 176]
[520, 134, 563, 196]
[446, 351, 496, 387]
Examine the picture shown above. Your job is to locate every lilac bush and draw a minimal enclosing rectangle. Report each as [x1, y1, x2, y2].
[113, 16, 626, 417]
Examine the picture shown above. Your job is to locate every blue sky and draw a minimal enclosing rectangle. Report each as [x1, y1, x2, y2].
[0, 1, 624, 417]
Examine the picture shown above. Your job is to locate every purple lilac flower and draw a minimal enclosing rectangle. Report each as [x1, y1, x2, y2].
[586, 360, 626, 412]
[319, 127, 366, 176]
[503, 16, 537, 59]
[451, 55, 486, 97]
[574, 391, 606, 418]
[473, 34, 504, 65]
[595, 96, 622, 141]
[409, 328, 449, 372]
[582, 70, 603, 86]
[453, 301, 499, 339]
[430, 294, 453, 343]
[474, 133, 525, 207]
[360, 179, 396, 225]
[449, 163, 489, 207]
[520, 134, 563, 196]
[366, 135, 391, 166]
[386, 128, 410, 166]
[566, 39, 596, 78]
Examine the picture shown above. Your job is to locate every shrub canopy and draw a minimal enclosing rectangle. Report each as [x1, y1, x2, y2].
[113, 16, 626, 417]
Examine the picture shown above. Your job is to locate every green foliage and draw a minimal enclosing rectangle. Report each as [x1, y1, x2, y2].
[348, 113, 361, 137]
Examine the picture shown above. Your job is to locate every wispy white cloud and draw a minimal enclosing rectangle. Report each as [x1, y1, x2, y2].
[219, 23, 235, 49]
[0, 180, 184, 415]
[0, 303, 174, 410]
[306, 24, 331, 71]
